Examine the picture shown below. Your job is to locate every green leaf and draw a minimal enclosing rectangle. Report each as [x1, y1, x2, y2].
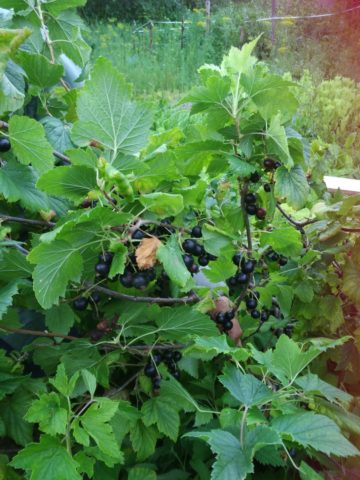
[72, 58, 152, 157]
[156, 235, 191, 288]
[81, 370, 97, 399]
[9, 116, 54, 174]
[141, 397, 180, 441]
[109, 245, 127, 279]
[219, 365, 274, 407]
[294, 280, 314, 303]
[0, 281, 19, 320]
[45, 0, 87, 16]
[0, 27, 31, 78]
[275, 166, 310, 210]
[128, 467, 156, 480]
[37, 166, 97, 202]
[295, 373, 352, 404]
[203, 256, 237, 284]
[25, 392, 68, 435]
[191, 336, 249, 362]
[140, 193, 184, 217]
[299, 462, 324, 480]
[343, 260, 360, 307]
[266, 114, 293, 168]
[272, 412, 359, 457]
[79, 398, 121, 460]
[41, 117, 74, 154]
[221, 37, 259, 77]
[130, 420, 159, 461]
[49, 364, 79, 397]
[28, 240, 83, 309]
[16, 51, 64, 88]
[10, 435, 81, 480]
[0, 60, 26, 115]
[0, 389, 34, 446]
[0, 249, 33, 281]
[260, 227, 302, 257]
[45, 304, 76, 336]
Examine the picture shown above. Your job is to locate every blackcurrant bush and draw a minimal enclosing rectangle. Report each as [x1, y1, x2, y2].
[232, 253, 242, 266]
[236, 272, 249, 284]
[119, 273, 133, 288]
[260, 310, 269, 322]
[242, 260, 256, 274]
[191, 225, 202, 238]
[95, 262, 110, 277]
[132, 229, 145, 240]
[182, 254, 194, 268]
[173, 351, 182, 362]
[90, 292, 101, 303]
[264, 158, 276, 170]
[189, 263, 199, 274]
[183, 239, 197, 254]
[98, 251, 113, 264]
[144, 363, 157, 377]
[264, 183, 271, 193]
[198, 255, 209, 267]
[133, 274, 148, 289]
[278, 256, 288, 266]
[256, 208, 267, 220]
[0, 138, 11, 152]
[223, 320, 233, 331]
[246, 297, 258, 310]
[245, 192, 257, 204]
[73, 297, 88, 311]
[250, 171, 261, 183]
[216, 312, 226, 324]
[246, 204, 257, 215]
[251, 309, 260, 319]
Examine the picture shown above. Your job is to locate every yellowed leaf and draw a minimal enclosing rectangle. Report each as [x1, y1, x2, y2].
[136, 237, 162, 270]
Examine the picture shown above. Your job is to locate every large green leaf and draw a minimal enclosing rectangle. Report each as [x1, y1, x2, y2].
[0, 389, 34, 446]
[37, 165, 97, 202]
[275, 165, 310, 210]
[266, 114, 293, 168]
[9, 116, 54, 173]
[130, 421, 159, 461]
[0, 281, 19, 320]
[16, 51, 64, 88]
[41, 117, 74, 154]
[45, 304, 76, 336]
[28, 240, 84, 309]
[71, 58, 152, 157]
[156, 235, 191, 288]
[44, 0, 87, 16]
[141, 397, 180, 441]
[295, 373, 352, 405]
[0, 249, 32, 280]
[260, 227, 302, 257]
[0, 27, 31, 78]
[0, 60, 26, 114]
[25, 392, 67, 436]
[272, 412, 359, 457]
[140, 193, 184, 217]
[10, 435, 81, 480]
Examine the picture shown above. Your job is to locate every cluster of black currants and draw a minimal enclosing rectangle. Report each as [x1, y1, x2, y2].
[73, 291, 101, 311]
[95, 251, 114, 278]
[182, 225, 216, 274]
[226, 254, 256, 289]
[266, 249, 288, 267]
[215, 309, 235, 333]
[120, 264, 156, 290]
[249, 158, 281, 188]
[0, 138, 11, 152]
[244, 192, 267, 220]
[144, 350, 182, 391]
[244, 293, 270, 323]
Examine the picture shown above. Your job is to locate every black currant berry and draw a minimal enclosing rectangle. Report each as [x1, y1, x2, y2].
[227, 276, 238, 287]
[264, 183, 271, 193]
[260, 310, 269, 322]
[216, 312, 226, 324]
[242, 260, 256, 274]
[182, 254, 194, 268]
[245, 192, 257, 204]
[267, 250, 279, 262]
[250, 171, 261, 183]
[264, 158, 276, 170]
[183, 239, 197, 254]
[223, 320, 233, 331]
[256, 208, 267, 220]
[173, 351, 182, 362]
[225, 309, 235, 321]
[246, 204, 257, 215]
[119, 273, 133, 288]
[0, 138, 11, 152]
[144, 268, 156, 282]
[95, 262, 110, 277]
[189, 263, 199, 274]
[198, 255, 209, 267]
[73, 297, 88, 311]
[172, 370, 181, 380]
[152, 353, 162, 365]
[133, 274, 148, 289]
[274, 161, 281, 169]
[194, 244, 205, 257]
[236, 272, 249, 284]
[246, 297, 258, 310]
[152, 376, 161, 389]
[278, 256, 288, 266]
[284, 325, 293, 337]
[80, 199, 92, 209]
[191, 225, 202, 238]
[132, 229, 145, 240]
[270, 306, 281, 319]
[251, 309, 260, 319]
[144, 363, 157, 377]
[98, 251, 113, 264]
[232, 253, 242, 266]
[90, 292, 101, 303]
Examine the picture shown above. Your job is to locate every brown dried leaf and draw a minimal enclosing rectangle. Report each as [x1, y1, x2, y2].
[136, 237, 162, 270]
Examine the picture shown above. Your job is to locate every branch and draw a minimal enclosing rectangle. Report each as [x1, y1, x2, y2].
[0, 214, 55, 228]
[276, 204, 316, 231]
[341, 227, 360, 233]
[0, 325, 77, 341]
[88, 283, 200, 305]
[0, 121, 70, 164]
[238, 178, 252, 253]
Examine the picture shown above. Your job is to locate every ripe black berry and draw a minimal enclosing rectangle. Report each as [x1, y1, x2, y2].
[172, 370, 181, 380]
[256, 208, 267, 220]
[183, 239, 197, 254]
[246, 204, 257, 215]
[251, 309, 260, 319]
[95, 262, 110, 277]
[246, 297, 258, 310]
[133, 274, 148, 289]
[274, 161, 281, 169]
[250, 171, 261, 183]
[173, 351, 182, 362]
[132, 229, 145, 240]
[144, 363, 157, 377]
[223, 320, 233, 331]
[245, 193, 257, 204]
[144, 268, 156, 282]
[152, 376, 161, 389]
[270, 306, 281, 319]
[194, 244, 205, 257]
[278, 256, 288, 266]
[198, 255, 209, 266]
[242, 260, 256, 274]
[216, 312, 226, 324]
[98, 251, 113, 264]
[90, 292, 101, 303]
[190, 263, 199, 274]
[267, 250, 279, 262]
[191, 225, 202, 238]
[0, 138, 11, 152]
[264, 158, 276, 170]
[152, 353, 162, 365]
[264, 183, 271, 193]
[225, 309, 235, 321]
[284, 325, 293, 337]
[80, 199, 92, 208]
[182, 254, 194, 268]
[232, 253, 242, 266]
[236, 272, 248, 284]
[260, 310, 269, 322]
[119, 272, 133, 288]
[227, 276, 238, 287]
[73, 297, 88, 311]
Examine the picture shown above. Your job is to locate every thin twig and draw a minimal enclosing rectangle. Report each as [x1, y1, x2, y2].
[105, 372, 139, 397]
[0, 214, 55, 228]
[276, 204, 317, 231]
[0, 325, 77, 341]
[341, 227, 360, 233]
[239, 178, 252, 253]
[87, 283, 200, 305]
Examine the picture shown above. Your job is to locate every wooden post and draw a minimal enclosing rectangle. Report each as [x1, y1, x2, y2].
[149, 21, 153, 51]
[205, 0, 211, 32]
[180, 17, 185, 49]
[271, 0, 276, 45]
